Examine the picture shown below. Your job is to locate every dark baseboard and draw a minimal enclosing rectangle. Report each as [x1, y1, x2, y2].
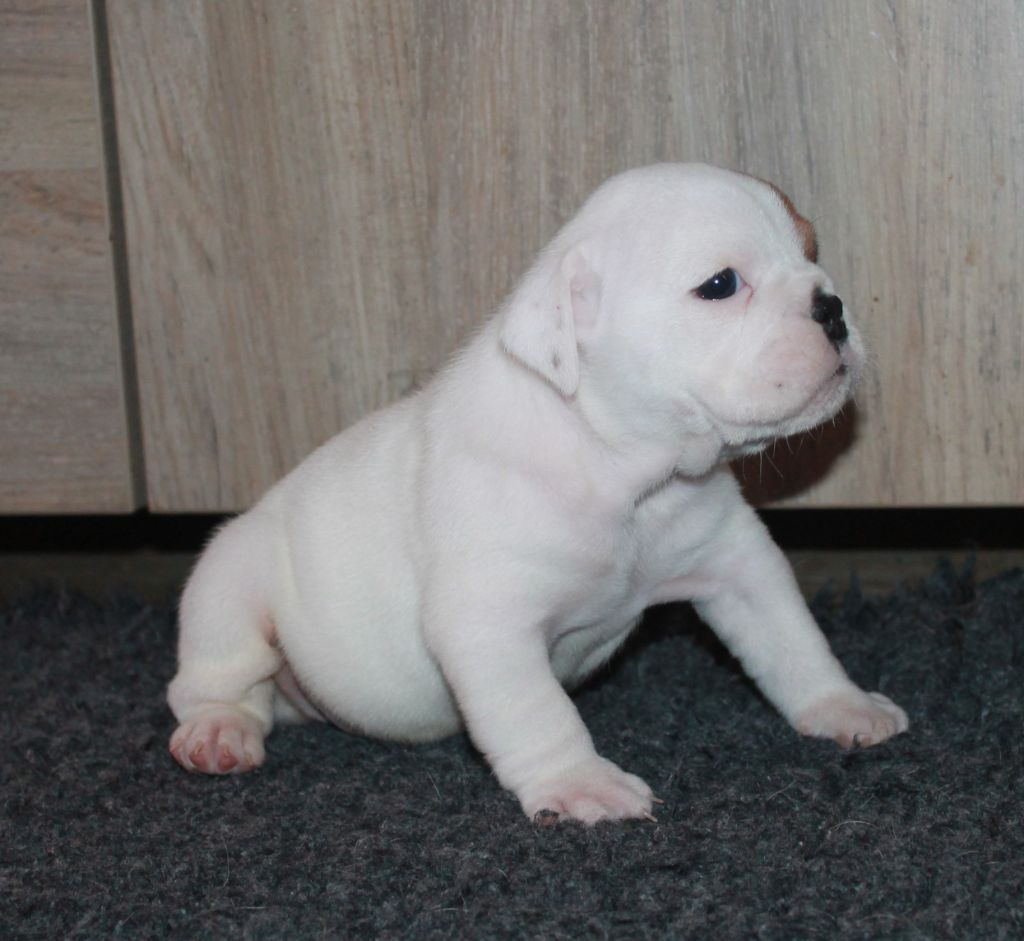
[761, 507, 1022, 550]
[0, 507, 1020, 554]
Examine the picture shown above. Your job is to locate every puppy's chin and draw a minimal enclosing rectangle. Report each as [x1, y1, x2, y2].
[772, 322, 865, 429]
[721, 352, 861, 459]
[790, 362, 855, 430]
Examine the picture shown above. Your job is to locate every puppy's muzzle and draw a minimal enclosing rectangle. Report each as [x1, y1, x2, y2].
[811, 289, 848, 349]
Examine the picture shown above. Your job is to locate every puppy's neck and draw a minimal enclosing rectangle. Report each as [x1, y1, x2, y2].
[441, 322, 728, 510]
[569, 375, 727, 489]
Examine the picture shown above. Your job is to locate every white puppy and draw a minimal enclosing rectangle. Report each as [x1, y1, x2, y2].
[168, 163, 908, 824]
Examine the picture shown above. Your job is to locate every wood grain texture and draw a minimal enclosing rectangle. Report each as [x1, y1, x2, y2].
[110, 0, 1023, 510]
[0, 0, 141, 512]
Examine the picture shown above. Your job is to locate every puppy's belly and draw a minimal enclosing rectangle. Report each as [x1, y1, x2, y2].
[274, 591, 462, 743]
[271, 523, 645, 745]
[272, 512, 461, 742]
[264, 406, 463, 744]
[276, 577, 642, 744]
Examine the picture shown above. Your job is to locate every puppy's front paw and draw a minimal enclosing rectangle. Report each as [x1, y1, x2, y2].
[518, 756, 656, 826]
[795, 688, 909, 749]
[169, 705, 266, 774]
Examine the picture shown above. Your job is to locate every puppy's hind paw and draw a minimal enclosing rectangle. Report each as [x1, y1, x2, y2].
[169, 705, 266, 775]
[795, 688, 909, 749]
[518, 756, 656, 826]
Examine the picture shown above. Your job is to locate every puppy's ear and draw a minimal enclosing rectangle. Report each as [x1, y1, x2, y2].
[767, 184, 818, 263]
[499, 245, 599, 397]
[769, 183, 818, 263]
[749, 175, 819, 263]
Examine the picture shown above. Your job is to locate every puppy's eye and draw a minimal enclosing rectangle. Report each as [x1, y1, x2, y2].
[694, 268, 743, 301]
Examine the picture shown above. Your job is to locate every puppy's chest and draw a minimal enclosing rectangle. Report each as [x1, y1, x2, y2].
[545, 510, 699, 687]
[549, 517, 658, 632]
[549, 484, 715, 633]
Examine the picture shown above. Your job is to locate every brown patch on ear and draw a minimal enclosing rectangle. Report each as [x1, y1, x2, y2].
[752, 176, 819, 263]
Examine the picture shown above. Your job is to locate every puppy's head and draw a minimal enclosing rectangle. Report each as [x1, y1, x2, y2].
[500, 163, 865, 461]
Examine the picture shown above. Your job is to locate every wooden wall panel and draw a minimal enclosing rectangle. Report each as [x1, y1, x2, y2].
[728, 1, 1024, 507]
[109, 1, 432, 510]
[110, 0, 1022, 511]
[0, 0, 141, 512]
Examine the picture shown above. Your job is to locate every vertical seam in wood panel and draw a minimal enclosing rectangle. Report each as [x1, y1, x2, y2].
[89, 0, 148, 511]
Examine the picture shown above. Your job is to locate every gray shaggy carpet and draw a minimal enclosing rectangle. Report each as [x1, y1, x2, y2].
[2, 560, 1022, 940]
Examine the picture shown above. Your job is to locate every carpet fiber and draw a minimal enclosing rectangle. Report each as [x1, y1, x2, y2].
[2, 561, 1022, 940]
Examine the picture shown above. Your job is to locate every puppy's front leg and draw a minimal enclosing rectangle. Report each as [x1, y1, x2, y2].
[426, 604, 653, 824]
[692, 508, 908, 748]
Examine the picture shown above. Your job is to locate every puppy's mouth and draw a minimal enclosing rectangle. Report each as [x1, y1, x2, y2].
[765, 356, 855, 442]
[808, 360, 851, 408]
[701, 338, 862, 456]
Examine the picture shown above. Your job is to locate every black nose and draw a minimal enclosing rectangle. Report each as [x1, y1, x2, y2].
[812, 290, 847, 347]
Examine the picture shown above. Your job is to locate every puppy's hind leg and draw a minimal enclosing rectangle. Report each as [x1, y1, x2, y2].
[168, 513, 284, 775]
